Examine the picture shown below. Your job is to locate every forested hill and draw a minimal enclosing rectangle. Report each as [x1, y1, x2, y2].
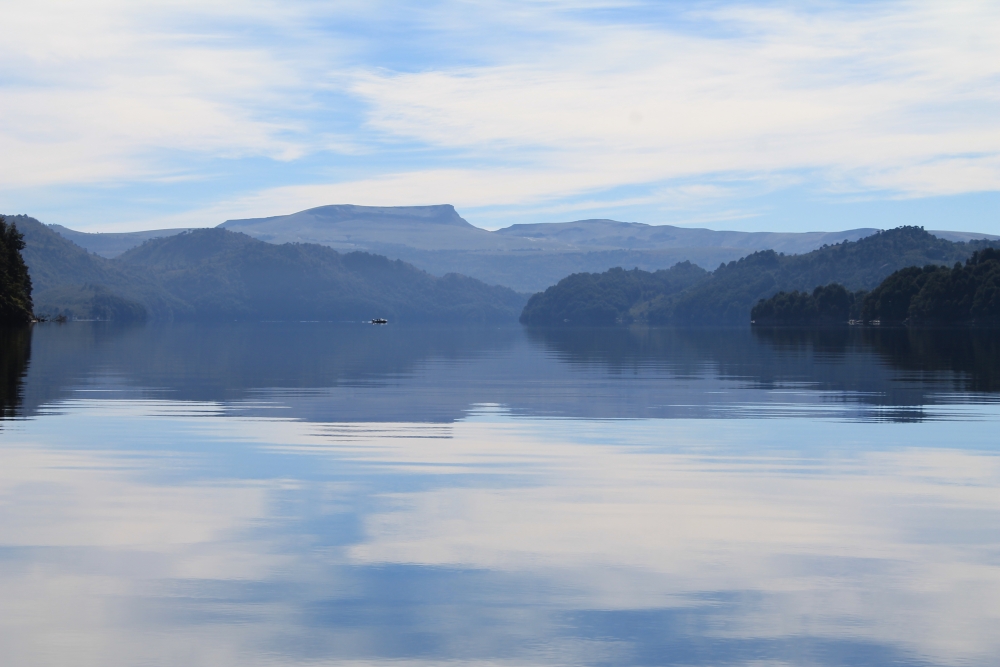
[521, 227, 1000, 326]
[117, 229, 526, 322]
[520, 263, 707, 325]
[12, 215, 527, 323]
[14, 215, 188, 321]
[655, 226, 989, 325]
[749, 247, 1000, 327]
[861, 248, 1000, 325]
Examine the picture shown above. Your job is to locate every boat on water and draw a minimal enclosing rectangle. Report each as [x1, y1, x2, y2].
[370, 318, 388, 324]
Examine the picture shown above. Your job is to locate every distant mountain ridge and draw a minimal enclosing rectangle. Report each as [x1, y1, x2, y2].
[495, 219, 882, 254]
[46, 204, 999, 293]
[10, 215, 526, 323]
[48, 224, 198, 258]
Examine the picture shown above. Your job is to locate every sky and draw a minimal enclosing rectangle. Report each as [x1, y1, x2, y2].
[1, 0, 999, 234]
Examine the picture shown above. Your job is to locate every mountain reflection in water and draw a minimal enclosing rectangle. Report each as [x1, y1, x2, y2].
[0, 322, 997, 667]
[11, 322, 1000, 423]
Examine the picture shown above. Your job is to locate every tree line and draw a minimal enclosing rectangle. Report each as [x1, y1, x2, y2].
[752, 248, 1000, 326]
[0, 216, 33, 325]
[520, 227, 1000, 326]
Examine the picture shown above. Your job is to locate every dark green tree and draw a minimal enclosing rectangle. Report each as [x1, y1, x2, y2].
[863, 248, 1000, 325]
[519, 262, 708, 326]
[0, 216, 33, 325]
[751, 283, 864, 324]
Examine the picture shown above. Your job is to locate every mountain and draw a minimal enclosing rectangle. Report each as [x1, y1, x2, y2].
[495, 219, 882, 254]
[519, 262, 708, 326]
[117, 229, 527, 323]
[13, 214, 526, 323]
[13, 215, 186, 321]
[221, 204, 535, 251]
[521, 227, 1000, 326]
[49, 204, 999, 293]
[48, 224, 196, 258]
[216, 206, 886, 292]
[216, 205, 1000, 293]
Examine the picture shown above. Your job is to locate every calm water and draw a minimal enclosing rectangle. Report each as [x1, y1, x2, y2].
[1, 323, 999, 666]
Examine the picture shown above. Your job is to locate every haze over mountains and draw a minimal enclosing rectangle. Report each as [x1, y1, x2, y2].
[49, 204, 999, 293]
[11, 205, 999, 325]
[10, 215, 525, 323]
[48, 224, 199, 258]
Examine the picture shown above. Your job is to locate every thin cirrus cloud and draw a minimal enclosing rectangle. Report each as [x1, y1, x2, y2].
[1, 0, 999, 231]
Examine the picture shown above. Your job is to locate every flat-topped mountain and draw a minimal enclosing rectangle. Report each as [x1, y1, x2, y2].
[219, 204, 552, 252]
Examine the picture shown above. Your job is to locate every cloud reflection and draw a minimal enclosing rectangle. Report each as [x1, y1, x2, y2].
[259, 411, 1000, 664]
[1, 397, 998, 666]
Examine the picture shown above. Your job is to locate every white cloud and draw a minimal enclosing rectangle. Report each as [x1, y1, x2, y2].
[0, 0, 331, 187]
[3, 398, 999, 664]
[2, 0, 999, 225]
[350, 1, 1000, 199]
[257, 415, 1000, 665]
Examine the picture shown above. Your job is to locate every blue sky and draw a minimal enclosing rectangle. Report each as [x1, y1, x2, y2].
[2, 0, 999, 233]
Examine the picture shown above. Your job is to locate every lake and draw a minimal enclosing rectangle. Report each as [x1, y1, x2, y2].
[1, 322, 998, 666]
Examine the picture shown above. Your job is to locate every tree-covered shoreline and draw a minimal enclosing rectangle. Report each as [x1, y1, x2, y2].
[0, 216, 34, 325]
[750, 284, 867, 325]
[752, 248, 1000, 327]
[521, 227, 1000, 327]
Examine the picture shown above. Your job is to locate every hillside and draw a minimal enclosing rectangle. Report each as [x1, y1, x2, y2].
[14, 215, 527, 323]
[862, 248, 1000, 325]
[12, 215, 186, 321]
[117, 229, 527, 322]
[749, 247, 1000, 327]
[650, 226, 996, 325]
[750, 285, 867, 325]
[519, 262, 707, 326]
[521, 227, 1000, 326]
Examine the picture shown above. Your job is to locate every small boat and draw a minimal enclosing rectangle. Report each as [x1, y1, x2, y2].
[370, 318, 388, 325]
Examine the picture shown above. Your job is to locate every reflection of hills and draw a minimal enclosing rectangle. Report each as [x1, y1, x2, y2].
[526, 326, 1000, 419]
[0, 327, 31, 420]
[18, 323, 1000, 424]
[750, 327, 1000, 394]
[21, 323, 524, 422]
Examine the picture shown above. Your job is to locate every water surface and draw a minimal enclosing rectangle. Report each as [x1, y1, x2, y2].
[1, 323, 998, 666]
